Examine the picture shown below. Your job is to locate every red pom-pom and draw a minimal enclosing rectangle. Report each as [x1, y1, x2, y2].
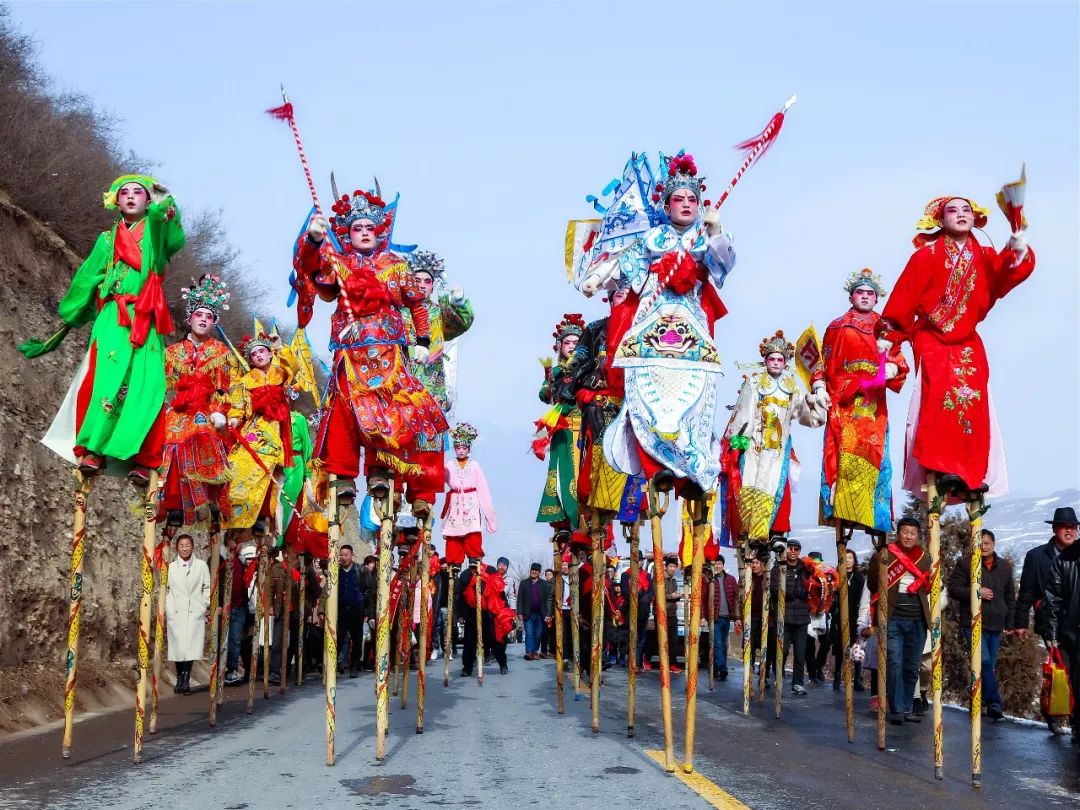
[651, 193, 661, 203]
[699, 184, 706, 191]
[704, 199, 712, 207]
[655, 182, 663, 191]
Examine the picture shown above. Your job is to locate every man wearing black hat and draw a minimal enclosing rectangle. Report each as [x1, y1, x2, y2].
[1018, 506, 1079, 735]
[517, 562, 550, 660]
[778, 539, 812, 696]
[868, 516, 931, 725]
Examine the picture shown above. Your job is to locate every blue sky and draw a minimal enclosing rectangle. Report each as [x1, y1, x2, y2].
[13, 2, 1079, 562]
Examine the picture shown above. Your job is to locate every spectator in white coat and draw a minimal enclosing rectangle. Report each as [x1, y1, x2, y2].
[166, 534, 211, 695]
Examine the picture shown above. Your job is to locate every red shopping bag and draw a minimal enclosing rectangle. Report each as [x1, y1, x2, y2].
[1040, 646, 1074, 719]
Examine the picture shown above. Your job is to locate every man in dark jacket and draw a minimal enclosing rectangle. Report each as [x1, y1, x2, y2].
[619, 550, 652, 669]
[868, 517, 931, 725]
[709, 555, 742, 681]
[948, 529, 1015, 719]
[1012, 506, 1079, 733]
[1041, 508, 1080, 743]
[779, 539, 812, 696]
[337, 545, 365, 677]
[517, 562, 549, 660]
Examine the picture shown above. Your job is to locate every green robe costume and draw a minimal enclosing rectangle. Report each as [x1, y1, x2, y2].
[278, 410, 314, 547]
[31, 189, 184, 464]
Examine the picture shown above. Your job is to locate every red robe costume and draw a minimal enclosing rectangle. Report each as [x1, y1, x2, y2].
[813, 309, 908, 532]
[294, 238, 449, 484]
[883, 235, 1034, 495]
[160, 336, 237, 524]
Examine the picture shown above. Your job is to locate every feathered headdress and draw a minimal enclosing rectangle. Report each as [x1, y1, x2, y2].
[913, 196, 990, 248]
[450, 423, 479, 447]
[181, 274, 231, 319]
[758, 330, 795, 361]
[552, 313, 586, 352]
[842, 267, 887, 297]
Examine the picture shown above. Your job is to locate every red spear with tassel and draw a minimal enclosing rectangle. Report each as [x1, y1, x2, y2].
[266, 86, 323, 215]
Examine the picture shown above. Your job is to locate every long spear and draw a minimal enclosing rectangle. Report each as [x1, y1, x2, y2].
[266, 86, 323, 215]
[62, 472, 94, 758]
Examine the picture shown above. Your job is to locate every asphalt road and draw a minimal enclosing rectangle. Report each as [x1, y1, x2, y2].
[1, 651, 1077, 809]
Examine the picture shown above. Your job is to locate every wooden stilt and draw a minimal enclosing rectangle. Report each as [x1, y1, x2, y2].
[150, 526, 171, 734]
[323, 474, 342, 765]
[570, 550, 582, 696]
[206, 524, 222, 724]
[648, 483, 675, 772]
[400, 553, 417, 709]
[684, 497, 707, 773]
[707, 575, 716, 693]
[247, 531, 262, 715]
[260, 542, 272, 700]
[589, 512, 605, 734]
[374, 475, 395, 762]
[213, 536, 233, 723]
[774, 553, 786, 720]
[443, 565, 455, 688]
[133, 471, 161, 765]
[740, 540, 753, 716]
[835, 523, 854, 743]
[626, 522, 640, 734]
[416, 524, 430, 733]
[475, 560, 484, 687]
[872, 533, 888, 751]
[927, 473, 944, 778]
[758, 551, 772, 704]
[280, 548, 294, 695]
[296, 553, 307, 687]
[553, 536, 565, 715]
[967, 493, 987, 787]
[62, 472, 94, 758]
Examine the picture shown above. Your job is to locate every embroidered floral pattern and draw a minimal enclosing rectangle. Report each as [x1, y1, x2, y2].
[928, 238, 977, 333]
[943, 346, 981, 434]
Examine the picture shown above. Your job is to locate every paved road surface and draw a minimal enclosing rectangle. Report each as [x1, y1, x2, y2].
[1, 652, 1077, 809]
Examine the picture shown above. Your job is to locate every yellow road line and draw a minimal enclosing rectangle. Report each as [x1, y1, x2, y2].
[645, 749, 749, 809]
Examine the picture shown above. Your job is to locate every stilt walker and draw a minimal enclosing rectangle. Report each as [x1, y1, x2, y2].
[62, 473, 94, 758]
[134, 472, 162, 765]
[774, 548, 786, 720]
[871, 532, 889, 751]
[150, 528, 171, 733]
[650, 484, 675, 772]
[374, 475, 395, 762]
[740, 541, 753, 717]
[20, 174, 184, 759]
[626, 522, 640, 734]
[684, 498, 707, 772]
[416, 525, 430, 733]
[553, 537, 566, 715]
[758, 551, 772, 704]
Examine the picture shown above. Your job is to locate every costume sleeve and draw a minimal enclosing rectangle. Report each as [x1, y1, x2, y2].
[439, 295, 474, 342]
[164, 345, 180, 390]
[703, 229, 736, 289]
[213, 352, 239, 415]
[988, 244, 1035, 305]
[275, 345, 297, 383]
[399, 270, 431, 341]
[882, 249, 931, 343]
[475, 465, 496, 532]
[229, 372, 252, 422]
[539, 365, 554, 404]
[146, 196, 185, 270]
[724, 377, 755, 440]
[856, 580, 871, 633]
[615, 239, 649, 294]
[885, 338, 909, 393]
[57, 232, 111, 328]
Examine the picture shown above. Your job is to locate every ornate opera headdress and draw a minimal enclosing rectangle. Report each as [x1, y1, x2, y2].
[239, 332, 273, 359]
[406, 250, 446, 282]
[652, 152, 709, 206]
[552, 313, 586, 352]
[758, 330, 795, 361]
[913, 195, 990, 248]
[181, 274, 231, 320]
[450, 422, 479, 447]
[842, 267, 887, 297]
[329, 172, 392, 238]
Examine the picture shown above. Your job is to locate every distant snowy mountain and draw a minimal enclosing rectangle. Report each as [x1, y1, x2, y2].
[789, 489, 1080, 569]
